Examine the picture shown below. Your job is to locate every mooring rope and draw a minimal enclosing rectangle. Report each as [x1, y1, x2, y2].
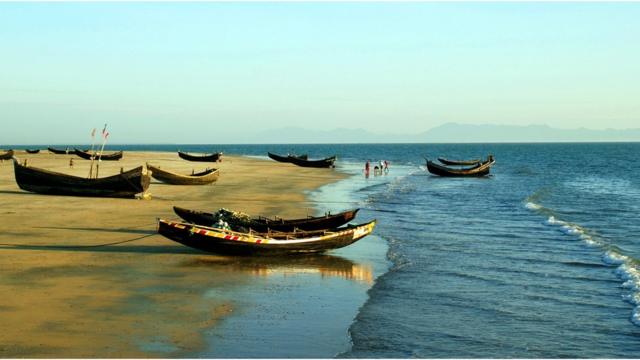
[0, 230, 158, 250]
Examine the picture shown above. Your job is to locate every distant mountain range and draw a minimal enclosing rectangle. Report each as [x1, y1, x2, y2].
[235, 123, 640, 144]
[6, 123, 639, 145]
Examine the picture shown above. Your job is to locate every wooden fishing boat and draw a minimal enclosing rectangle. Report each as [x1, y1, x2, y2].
[48, 147, 73, 154]
[74, 149, 123, 161]
[0, 149, 14, 160]
[173, 206, 359, 232]
[426, 155, 495, 177]
[287, 155, 336, 168]
[25, 149, 41, 154]
[178, 151, 222, 162]
[147, 164, 219, 185]
[157, 219, 376, 255]
[267, 152, 308, 163]
[437, 157, 481, 166]
[12, 158, 150, 198]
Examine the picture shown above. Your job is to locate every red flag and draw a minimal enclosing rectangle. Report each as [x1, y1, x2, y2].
[102, 124, 107, 137]
[104, 132, 110, 139]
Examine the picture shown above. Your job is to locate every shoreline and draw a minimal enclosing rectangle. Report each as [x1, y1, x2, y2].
[198, 162, 393, 358]
[0, 150, 347, 357]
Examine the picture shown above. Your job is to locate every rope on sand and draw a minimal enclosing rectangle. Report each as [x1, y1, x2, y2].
[0, 227, 159, 249]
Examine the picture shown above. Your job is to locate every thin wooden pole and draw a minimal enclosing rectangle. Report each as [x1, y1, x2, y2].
[88, 128, 97, 178]
[96, 124, 108, 178]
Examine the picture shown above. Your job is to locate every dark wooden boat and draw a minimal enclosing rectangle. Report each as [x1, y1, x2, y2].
[157, 219, 376, 255]
[173, 206, 359, 232]
[178, 151, 222, 162]
[48, 147, 73, 154]
[267, 152, 308, 163]
[0, 149, 14, 160]
[147, 164, 219, 185]
[287, 155, 336, 168]
[12, 158, 150, 198]
[74, 149, 123, 161]
[437, 157, 481, 166]
[426, 155, 495, 177]
[25, 149, 41, 154]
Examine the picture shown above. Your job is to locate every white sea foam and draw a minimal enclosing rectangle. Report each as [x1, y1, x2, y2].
[631, 309, 640, 327]
[580, 234, 600, 246]
[545, 216, 565, 226]
[525, 202, 542, 210]
[543, 216, 587, 238]
[563, 225, 584, 236]
[616, 263, 640, 327]
[617, 264, 640, 292]
[607, 255, 640, 326]
[539, 211, 640, 328]
[603, 250, 628, 265]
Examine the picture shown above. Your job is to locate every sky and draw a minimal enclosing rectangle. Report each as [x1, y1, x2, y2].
[1, 2, 639, 144]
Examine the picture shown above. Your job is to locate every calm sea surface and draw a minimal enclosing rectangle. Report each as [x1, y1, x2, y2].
[8, 143, 640, 357]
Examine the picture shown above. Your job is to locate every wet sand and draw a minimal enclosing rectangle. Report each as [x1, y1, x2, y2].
[0, 150, 346, 357]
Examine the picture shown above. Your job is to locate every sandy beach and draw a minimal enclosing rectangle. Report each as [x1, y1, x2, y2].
[0, 150, 348, 357]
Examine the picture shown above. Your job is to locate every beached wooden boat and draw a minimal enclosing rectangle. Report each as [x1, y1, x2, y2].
[178, 151, 222, 162]
[0, 150, 14, 160]
[74, 149, 123, 161]
[437, 157, 481, 166]
[48, 147, 73, 154]
[25, 149, 41, 154]
[267, 152, 308, 163]
[12, 158, 150, 198]
[287, 155, 336, 168]
[147, 164, 219, 185]
[173, 206, 359, 232]
[157, 219, 376, 255]
[426, 155, 495, 177]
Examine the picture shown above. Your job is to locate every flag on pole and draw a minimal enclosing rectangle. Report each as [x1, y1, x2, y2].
[104, 132, 110, 139]
[102, 124, 108, 138]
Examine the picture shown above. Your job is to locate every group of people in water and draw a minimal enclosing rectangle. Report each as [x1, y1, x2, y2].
[364, 160, 389, 178]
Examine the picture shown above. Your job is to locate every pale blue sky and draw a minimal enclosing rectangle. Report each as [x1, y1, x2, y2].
[1, 2, 639, 144]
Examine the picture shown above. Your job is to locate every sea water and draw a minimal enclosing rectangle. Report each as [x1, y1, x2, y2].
[9, 142, 640, 357]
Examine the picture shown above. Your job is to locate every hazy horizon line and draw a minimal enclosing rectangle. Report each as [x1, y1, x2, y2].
[4, 140, 640, 147]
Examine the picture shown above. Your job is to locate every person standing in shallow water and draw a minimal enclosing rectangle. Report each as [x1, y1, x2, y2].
[365, 160, 370, 178]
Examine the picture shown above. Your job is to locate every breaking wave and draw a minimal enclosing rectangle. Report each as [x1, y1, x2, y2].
[524, 198, 640, 327]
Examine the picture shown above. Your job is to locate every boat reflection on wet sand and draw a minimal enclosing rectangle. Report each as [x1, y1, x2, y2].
[179, 254, 374, 284]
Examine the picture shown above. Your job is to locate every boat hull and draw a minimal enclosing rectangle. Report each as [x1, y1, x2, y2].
[47, 147, 73, 154]
[157, 219, 376, 255]
[437, 157, 481, 166]
[13, 159, 150, 198]
[426, 159, 495, 177]
[148, 165, 219, 185]
[0, 150, 14, 160]
[74, 149, 123, 161]
[178, 151, 222, 162]
[267, 152, 308, 163]
[173, 206, 359, 232]
[287, 155, 336, 168]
